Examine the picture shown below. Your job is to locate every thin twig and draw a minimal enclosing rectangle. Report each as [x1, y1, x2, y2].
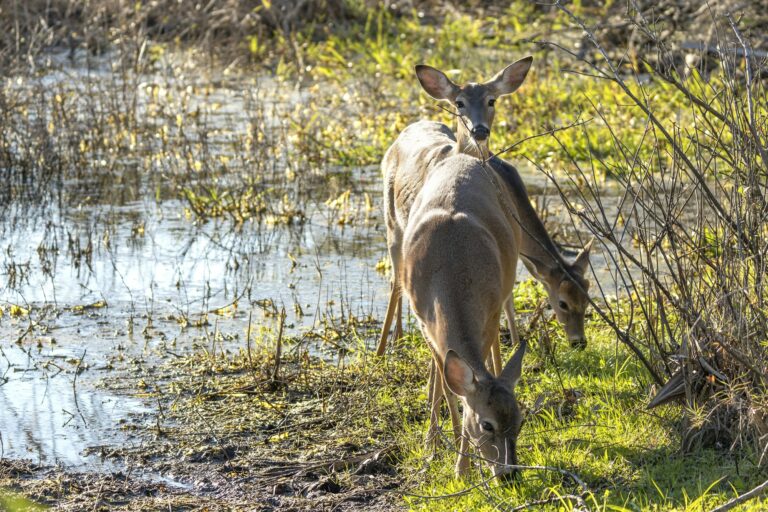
[489, 118, 592, 161]
[504, 494, 589, 512]
[271, 307, 286, 382]
[708, 478, 768, 512]
[72, 349, 88, 427]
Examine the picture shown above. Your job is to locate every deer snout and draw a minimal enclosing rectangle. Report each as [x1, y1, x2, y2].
[470, 125, 490, 141]
[569, 335, 587, 350]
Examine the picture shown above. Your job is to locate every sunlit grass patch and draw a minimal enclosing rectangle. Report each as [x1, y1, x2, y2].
[396, 300, 767, 511]
[287, 6, 706, 174]
[128, 284, 768, 510]
[0, 488, 47, 511]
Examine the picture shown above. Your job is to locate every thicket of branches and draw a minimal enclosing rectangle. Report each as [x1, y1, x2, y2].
[5, 1, 767, 74]
[536, 2, 768, 461]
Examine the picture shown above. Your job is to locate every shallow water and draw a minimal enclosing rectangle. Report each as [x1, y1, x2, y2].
[0, 339, 149, 468]
[0, 53, 628, 473]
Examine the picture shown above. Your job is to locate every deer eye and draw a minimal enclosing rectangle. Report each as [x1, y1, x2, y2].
[488, 98, 496, 107]
[456, 100, 465, 109]
[559, 300, 569, 311]
[481, 421, 494, 432]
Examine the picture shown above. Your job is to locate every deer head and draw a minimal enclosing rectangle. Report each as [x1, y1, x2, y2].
[443, 340, 526, 482]
[415, 57, 533, 158]
[521, 240, 593, 348]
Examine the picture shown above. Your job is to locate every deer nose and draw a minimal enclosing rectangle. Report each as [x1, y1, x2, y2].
[471, 125, 490, 141]
[569, 336, 587, 350]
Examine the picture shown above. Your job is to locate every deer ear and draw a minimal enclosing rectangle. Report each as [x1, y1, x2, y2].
[444, 350, 476, 396]
[572, 238, 594, 274]
[519, 253, 552, 281]
[415, 65, 459, 101]
[500, 340, 526, 390]
[485, 56, 533, 97]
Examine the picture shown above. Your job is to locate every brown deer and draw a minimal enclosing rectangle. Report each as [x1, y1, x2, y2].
[377, 59, 592, 368]
[401, 152, 529, 479]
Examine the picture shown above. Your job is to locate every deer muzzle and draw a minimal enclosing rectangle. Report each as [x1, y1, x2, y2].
[471, 125, 490, 141]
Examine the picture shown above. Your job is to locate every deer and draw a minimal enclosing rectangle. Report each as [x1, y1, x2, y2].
[377, 59, 593, 372]
[401, 152, 531, 480]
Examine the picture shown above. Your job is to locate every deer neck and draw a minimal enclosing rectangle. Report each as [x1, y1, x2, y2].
[518, 201, 563, 266]
[454, 121, 488, 159]
[432, 301, 490, 370]
[491, 157, 564, 267]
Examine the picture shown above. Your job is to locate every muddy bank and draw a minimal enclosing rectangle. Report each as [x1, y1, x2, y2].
[1, 321, 421, 511]
[1, 455, 401, 511]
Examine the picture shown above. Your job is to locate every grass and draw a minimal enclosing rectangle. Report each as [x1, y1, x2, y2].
[2, 2, 767, 510]
[125, 282, 766, 511]
[396, 309, 766, 511]
[290, 5, 733, 175]
[0, 488, 47, 511]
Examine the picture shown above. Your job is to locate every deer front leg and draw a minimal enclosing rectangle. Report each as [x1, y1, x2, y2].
[455, 424, 471, 477]
[489, 339, 502, 377]
[504, 297, 521, 345]
[444, 386, 462, 444]
[486, 298, 519, 375]
[435, 359, 462, 444]
[426, 357, 442, 453]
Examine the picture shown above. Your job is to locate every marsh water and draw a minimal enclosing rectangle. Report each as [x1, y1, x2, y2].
[0, 53, 629, 476]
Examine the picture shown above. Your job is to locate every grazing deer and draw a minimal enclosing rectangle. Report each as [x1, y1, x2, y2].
[377, 59, 592, 365]
[401, 152, 529, 480]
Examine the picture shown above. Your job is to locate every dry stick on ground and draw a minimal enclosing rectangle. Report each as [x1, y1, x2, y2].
[246, 310, 256, 380]
[708, 478, 768, 512]
[271, 307, 286, 382]
[505, 494, 590, 512]
[71, 349, 88, 427]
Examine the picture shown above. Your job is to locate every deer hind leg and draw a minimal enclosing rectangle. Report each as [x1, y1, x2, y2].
[394, 294, 403, 342]
[376, 281, 400, 356]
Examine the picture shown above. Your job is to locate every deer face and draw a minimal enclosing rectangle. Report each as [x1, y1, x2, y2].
[414, 57, 533, 155]
[521, 241, 593, 348]
[443, 341, 526, 482]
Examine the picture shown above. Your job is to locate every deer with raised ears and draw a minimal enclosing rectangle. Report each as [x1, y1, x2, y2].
[376, 58, 533, 357]
[377, 58, 593, 360]
[414, 58, 533, 159]
[401, 152, 528, 480]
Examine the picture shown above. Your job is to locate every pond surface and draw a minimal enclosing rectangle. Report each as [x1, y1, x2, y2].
[0, 53, 627, 474]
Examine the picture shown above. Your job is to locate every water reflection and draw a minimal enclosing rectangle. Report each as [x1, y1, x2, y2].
[0, 342, 148, 468]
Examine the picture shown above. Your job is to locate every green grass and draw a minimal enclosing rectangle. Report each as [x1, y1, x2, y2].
[146, 282, 767, 511]
[395, 308, 767, 511]
[287, 4, 760, 184]
[0, 489, 47, 512]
